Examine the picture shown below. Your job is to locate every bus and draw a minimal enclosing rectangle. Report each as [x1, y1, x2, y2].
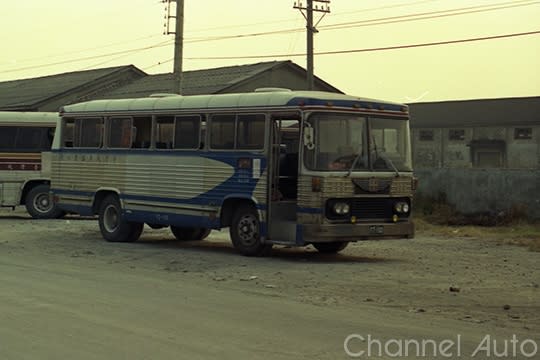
[0, 111, 64, 219]
[51, 89, 415, 256]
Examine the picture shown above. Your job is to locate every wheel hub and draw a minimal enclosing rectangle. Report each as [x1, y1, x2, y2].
[103, 205, 119, 233]
[238, 215, 258, 245]
[34, 193, 52, 213]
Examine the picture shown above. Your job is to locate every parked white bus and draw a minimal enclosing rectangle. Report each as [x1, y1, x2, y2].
[0, 111, 64, 218]
[51, 89, 415, 255]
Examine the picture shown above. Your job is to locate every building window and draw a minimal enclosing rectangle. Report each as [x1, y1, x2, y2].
[449, 129, 465, 141]
[514, 128, 532, 140]
[419, 130, 433, 141]
[469, 140, 506, 168]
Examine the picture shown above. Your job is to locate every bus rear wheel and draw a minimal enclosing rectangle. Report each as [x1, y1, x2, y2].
[98, 195, 143, 242]
[230, 205, 272, 257]
[25, 184, 63, 219]
[171, 227, 211, 241]
[312, 242, 349, 254]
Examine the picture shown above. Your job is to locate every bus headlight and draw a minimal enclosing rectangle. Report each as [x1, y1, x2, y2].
[333, 202, 350, 215]
[394, 202, 410, 214]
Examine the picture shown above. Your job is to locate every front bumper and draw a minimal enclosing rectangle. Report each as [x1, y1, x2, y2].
[302, 221, 415, 243]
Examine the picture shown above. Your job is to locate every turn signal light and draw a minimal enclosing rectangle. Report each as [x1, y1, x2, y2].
[311, 177, 322, 192]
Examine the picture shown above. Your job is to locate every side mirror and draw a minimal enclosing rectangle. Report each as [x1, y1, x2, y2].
[303, 127, 314, 150]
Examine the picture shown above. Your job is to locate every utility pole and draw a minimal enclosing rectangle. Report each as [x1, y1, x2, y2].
[163, 0, 184, 94]
[293, 0, 330, 90]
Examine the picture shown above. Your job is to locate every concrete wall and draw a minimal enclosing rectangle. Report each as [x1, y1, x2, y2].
[412, 126, 540, 169]
[415, 168, 540, 219]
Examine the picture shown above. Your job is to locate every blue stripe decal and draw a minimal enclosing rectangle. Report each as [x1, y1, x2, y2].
[57, 203, 94, 217]
[125, 209, 220, 229]
[297, 207, 323, 214]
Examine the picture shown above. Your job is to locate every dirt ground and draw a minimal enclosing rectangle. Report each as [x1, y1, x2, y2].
[0, 208, 538, 359]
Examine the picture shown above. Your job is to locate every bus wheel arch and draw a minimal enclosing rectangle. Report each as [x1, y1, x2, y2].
[22, 181, 63, 219]
[92, 189, 121, 215]
[220, 197, 262, 227]
[97, 193, 143, 242]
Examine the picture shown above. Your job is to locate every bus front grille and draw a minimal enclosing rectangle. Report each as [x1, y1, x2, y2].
[350, 198, 391, 219]
[326, 197, 410, 220]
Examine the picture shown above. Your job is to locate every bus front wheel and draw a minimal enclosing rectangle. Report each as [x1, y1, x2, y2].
[98, 195, 143, 242]
[312, 242, 349, 254]
[230, 205, 272, 257]
[25, 184, 63, 219]
[171, 227, 211, 241]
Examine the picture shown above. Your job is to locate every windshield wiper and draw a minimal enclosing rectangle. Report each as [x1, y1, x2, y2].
[385, 156, 400, 177]
[347, 148, 364, 177]
[371, 133, 400, 177]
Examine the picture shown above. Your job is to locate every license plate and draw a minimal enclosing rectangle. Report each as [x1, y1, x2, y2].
[369, 225, 384, 235]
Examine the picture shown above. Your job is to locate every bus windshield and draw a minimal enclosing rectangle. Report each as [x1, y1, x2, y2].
[303, 113, 412, 172]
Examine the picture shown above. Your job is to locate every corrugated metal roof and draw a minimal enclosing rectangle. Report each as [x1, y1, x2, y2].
[100, 61, 342, 98]
[409, 96, 540, 128]
[0, 65, 146, 110]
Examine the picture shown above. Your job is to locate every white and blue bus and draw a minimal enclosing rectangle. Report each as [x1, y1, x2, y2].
[0, 111, 64, 218]
[51, 89, 415, 256]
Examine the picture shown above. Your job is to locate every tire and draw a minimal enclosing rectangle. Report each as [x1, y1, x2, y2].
[98, 195, 143, 242]
[171, 227, 211, 241]
[313, 242, 349, 254]
[25, 184, 63, 219]
[230, 205, 272, 256]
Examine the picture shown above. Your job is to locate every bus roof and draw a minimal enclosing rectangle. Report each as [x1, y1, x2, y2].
[0, 111, 59, 125]
[60, 90, 408, 114]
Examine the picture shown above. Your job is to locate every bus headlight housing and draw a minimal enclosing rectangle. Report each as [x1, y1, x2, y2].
[394, 202, 410, 214]
[333, 202, 350, 215]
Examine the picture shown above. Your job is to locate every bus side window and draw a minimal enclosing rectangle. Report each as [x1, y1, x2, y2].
[0, 127, 18, 150]
[132, 117, 152, 149]
[63, 119, 75, 148]
[74, 118, 103, 148]
[156, 116, 174, 149]
[109, 117, 133, 148]
[16, 127, 47, 151]
[210, 115, 235, 149]
[237, 114, 265, 150]
[174, 115, 200, 149]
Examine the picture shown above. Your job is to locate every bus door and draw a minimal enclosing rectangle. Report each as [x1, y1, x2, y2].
[267, 116, 300, 244]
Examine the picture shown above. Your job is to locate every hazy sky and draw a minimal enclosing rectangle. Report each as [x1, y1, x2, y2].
[0, 0, 539, 102]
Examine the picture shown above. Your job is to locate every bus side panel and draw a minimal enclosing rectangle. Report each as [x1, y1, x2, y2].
[0, 152, 43, 207]
[52, 150, 268, 228]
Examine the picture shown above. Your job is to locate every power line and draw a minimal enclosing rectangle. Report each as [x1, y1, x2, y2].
[0, 40, 173, 75]
[185, 0, 443, 34]
[2, 0, 537, 75]
[184, 30, 540, 60]
[322, 0, 540, 31]
[181, 0, 538, 44]
[12, 34, 164, 65]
